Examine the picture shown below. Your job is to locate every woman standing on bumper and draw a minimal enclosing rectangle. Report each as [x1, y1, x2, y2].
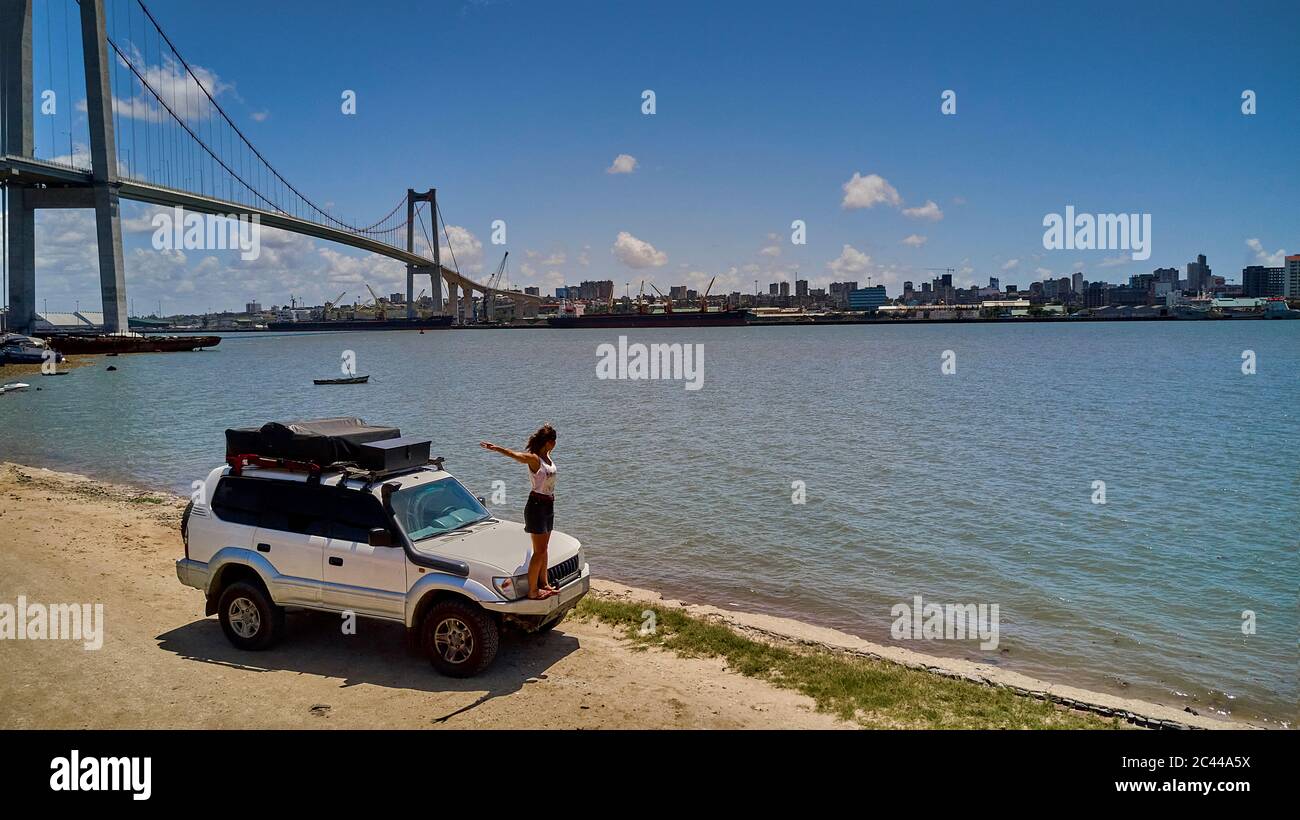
[480, 424, 559, 600]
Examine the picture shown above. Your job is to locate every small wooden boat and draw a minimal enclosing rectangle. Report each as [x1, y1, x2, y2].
[313, 375, 370, 385]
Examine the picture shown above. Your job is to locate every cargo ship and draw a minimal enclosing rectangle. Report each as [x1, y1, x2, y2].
[547, 308, 750, 329]
[266, 316, 454, 332]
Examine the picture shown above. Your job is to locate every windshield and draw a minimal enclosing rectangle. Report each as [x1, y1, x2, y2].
[390, 477, 491, 541]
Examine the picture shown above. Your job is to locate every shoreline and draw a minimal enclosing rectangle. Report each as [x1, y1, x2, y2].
[0, 459, 1265, 730]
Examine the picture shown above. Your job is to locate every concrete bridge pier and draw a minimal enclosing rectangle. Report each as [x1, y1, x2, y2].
[2, 0, 36, 334]
[445, 277, 459, 324]
[80, 0, 129, 333]
[3, 187, 37, 335]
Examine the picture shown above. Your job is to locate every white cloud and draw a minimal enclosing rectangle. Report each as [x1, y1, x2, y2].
[901, 234, 927, 247]
[902, 200, 944, 221]
[1098, 255, 1130, 268]
[759, 233, 782, 257]
[827, 244, 871, 277]
[611, 231, 667, 268]
[1001, 258, 1019, 270]
[606, 153, 638, 175]
[1246, 238, 1285, 267]
[1034, 267, 1052, 278]
[525, 248, 566, 267]
[439, 225, 484, 273]
[250, 111, 269, 122]
[94, 49, 236, 126]
[841, 172, 901, 210]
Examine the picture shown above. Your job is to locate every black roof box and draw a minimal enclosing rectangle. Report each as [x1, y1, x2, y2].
[225, 417, 401, 466]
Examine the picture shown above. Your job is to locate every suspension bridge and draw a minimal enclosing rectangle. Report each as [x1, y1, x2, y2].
[0, 0, 540, 334]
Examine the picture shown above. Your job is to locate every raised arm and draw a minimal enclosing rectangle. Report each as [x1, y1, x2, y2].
[479, 441, 540, 471]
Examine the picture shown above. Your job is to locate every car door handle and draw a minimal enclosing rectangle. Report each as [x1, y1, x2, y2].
[329, 556, 343, 566]
[257, 543, 271, 552]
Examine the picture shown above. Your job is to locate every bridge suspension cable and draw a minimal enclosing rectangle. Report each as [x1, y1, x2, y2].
[86, 0, 416, 249]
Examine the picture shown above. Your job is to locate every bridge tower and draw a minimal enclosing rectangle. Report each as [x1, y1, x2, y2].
[1, 0, 127, 334]
[405, 188, 441, 319]
[2, 0, 36, 334]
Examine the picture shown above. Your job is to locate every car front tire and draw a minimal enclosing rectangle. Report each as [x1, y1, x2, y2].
[217, 580, 284, 650]
[422, 599, 499, 677]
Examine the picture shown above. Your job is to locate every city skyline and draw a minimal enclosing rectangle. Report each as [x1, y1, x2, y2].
[6, 0, 1298, 315]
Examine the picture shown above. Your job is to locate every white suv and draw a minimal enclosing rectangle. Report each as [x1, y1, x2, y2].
[175, 419, 590, 677]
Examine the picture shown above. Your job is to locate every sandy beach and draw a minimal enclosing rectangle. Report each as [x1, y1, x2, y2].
[0, 462, 1249, 729]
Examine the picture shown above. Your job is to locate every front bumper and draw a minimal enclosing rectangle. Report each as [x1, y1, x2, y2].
[175, 558, 210, 592]
[481, 563, 590, 616]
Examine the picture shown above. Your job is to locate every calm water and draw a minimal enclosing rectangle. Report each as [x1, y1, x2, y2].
[2, 321, 1296, 723]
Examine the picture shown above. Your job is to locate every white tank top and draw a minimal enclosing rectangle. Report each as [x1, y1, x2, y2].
[530, 456, 557, 496]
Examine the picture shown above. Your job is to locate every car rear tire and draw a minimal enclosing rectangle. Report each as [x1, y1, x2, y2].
[422, 599, 499, 677]
[217, 580, 284, 650]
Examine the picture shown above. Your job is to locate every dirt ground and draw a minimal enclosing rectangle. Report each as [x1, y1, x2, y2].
[0, 463, 847, 729]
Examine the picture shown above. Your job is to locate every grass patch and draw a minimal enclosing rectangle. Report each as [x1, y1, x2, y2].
[575, 597, 1122, 730]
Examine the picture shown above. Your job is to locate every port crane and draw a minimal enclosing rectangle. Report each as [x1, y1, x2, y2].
[699, 276, 717, 312]
[481, 252, 509, 324]
[486, 252, 509, 290]
[322, 291, 347, 320]
[647, 283, 672, 313]
[364, 282, 386, 320]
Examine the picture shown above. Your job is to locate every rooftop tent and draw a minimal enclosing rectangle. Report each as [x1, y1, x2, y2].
[225, 417, 401, 466]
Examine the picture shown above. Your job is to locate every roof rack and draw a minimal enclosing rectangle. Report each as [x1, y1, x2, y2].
[225, 452, 446, 483]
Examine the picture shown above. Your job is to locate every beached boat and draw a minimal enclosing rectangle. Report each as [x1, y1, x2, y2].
[0, 333, 63, 365]
[313, 375, 370, 385]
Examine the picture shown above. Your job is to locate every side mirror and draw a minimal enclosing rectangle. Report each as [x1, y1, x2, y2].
[368, 527, 394, 547]
[476, 496, 487, 505]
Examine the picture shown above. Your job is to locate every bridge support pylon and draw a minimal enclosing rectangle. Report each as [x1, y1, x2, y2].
[79, 0, 128, 333]
[2, 0, 128, 334]
[405, 188, 441, 318]
[2, 0, 36, 334]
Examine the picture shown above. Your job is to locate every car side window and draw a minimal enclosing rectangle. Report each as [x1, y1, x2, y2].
[328, 489, 388, 543]
[255, 481, 332, 537]
[210, 476, 261, 526]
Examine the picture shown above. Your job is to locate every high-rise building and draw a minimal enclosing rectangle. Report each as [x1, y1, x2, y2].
[524, 286, 540, 296]
[1071, 271, 1084, 294]
[829, 281, 857, 307]
[1286, 256, 1300, 298]
[769, 282, 779, 296]
[779, 281, 790, 298]
[847, 285, 888, 311]
[1186, 254, 1212, 293]
[245, 302, 262, 314]
[1242, 266, 1283, 297]
[795, 279, 808, 298]
[988, 277, 1000, 291]
[1154, 267, 1178, 286]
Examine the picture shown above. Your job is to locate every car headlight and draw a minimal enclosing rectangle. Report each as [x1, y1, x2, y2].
[493, 574, 528, 601]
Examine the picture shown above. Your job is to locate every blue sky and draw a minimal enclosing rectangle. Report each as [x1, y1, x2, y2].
[18, 0, 1300, 314]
